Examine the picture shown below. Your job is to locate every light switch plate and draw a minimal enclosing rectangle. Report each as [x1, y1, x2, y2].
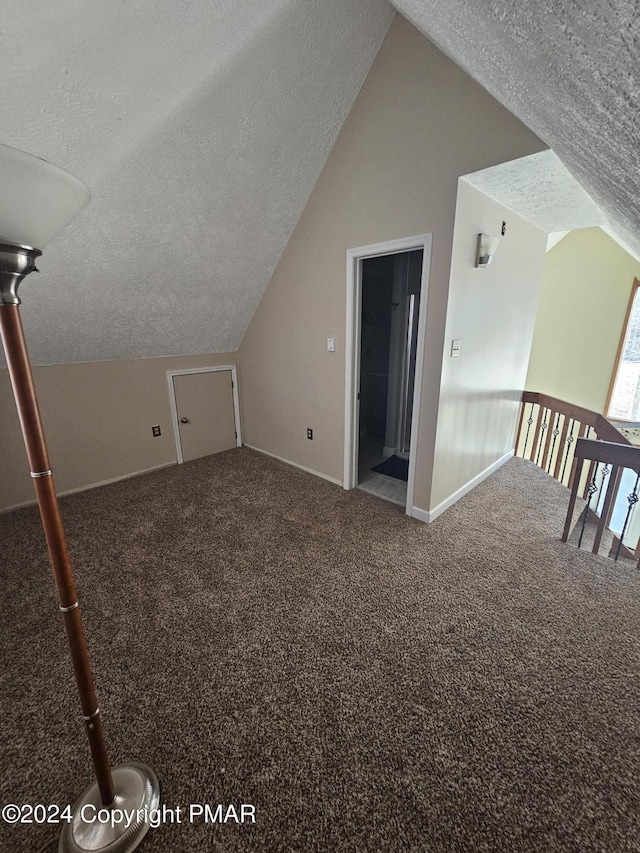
[327, 337, 336, 352]
[451, 339, 461, 357]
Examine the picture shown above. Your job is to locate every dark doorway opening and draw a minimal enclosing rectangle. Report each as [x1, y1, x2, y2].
[357, 248, 423, 504]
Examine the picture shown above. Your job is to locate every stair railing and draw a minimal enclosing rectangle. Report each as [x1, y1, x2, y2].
[516, 391, 631, 491]
[561, 437, 640, 567]
[516, 392, 640, 564]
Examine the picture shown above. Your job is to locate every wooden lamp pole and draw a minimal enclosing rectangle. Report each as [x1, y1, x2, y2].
[0, 145, 159, 853]
[0, 247, 116, 808]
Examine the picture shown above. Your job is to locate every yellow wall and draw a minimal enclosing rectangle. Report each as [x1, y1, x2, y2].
[0, 352, 237, 510]
[238, 16, 545, 513]
[526, 228, 640, 413]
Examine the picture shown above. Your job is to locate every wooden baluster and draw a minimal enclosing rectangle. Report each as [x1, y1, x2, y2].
[568, 422, 587, 490]
[562, 454, 584, 542]
[559, 418, 577, 485]
[533, 406, 549, 467]
[515, 397, 527, 456]
[554, 414, 570, 482]
[541, 408, 556, 471]
[523, 402, 537, 459]
[593, 464, 620, 555]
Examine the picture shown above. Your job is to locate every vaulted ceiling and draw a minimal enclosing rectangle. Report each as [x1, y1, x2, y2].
[2, 0, 394, 364]
[2, 1, 638, 365]
[393, 0, 640, 260]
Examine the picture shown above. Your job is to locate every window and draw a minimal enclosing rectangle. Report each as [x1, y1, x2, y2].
[607, 278, 640, 422]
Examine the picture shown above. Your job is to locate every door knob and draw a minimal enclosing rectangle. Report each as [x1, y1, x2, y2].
[180, 417, 189, 424]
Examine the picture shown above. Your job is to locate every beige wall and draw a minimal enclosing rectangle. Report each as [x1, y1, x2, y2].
[430, 180, 547, 510]
[238, 15, 545, 512]
[526, 227, 640, 413]
[1, 16, 548, 518]
[0, 352, 236, 511]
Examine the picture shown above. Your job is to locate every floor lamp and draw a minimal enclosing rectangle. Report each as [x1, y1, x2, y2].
[0, 143, 160, 853]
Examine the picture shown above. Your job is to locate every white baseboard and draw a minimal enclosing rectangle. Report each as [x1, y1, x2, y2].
[244, 444, 343, 487]
[0, 462, 176, 515]
[409, 505, 431, 523]
[409, 450, 514, 524]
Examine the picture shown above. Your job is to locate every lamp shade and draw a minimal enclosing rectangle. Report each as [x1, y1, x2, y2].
[0, 143, 90, 251]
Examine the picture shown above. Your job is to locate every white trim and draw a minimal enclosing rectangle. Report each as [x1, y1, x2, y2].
[405, 245, 431, 515]
[411, 450, 514, 523]
[408, 505, 431, 524]
[344, 250, 362, 490]
[167, 364, 242, 464]
[244, 444, 343, 486]
[0, 462, 176, 515]
[344, 234, 433, 519]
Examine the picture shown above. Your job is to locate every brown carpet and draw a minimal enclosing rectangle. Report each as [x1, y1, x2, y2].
[1, 449, 639, 852]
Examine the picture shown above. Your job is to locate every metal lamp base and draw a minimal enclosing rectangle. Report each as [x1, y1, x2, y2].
[59, 763, 160, 853]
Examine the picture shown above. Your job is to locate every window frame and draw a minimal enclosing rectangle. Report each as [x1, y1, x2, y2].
[606, 277, 640, 423]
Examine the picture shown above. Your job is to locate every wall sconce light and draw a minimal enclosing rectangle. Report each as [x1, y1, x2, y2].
[475, 233, 501, 268]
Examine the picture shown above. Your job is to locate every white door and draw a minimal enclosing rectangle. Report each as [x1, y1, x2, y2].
[172, 370, 237, 463]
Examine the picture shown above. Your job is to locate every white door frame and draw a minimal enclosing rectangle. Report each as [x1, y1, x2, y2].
[343, 234, 432, 515]
[167, 365, 242, 464]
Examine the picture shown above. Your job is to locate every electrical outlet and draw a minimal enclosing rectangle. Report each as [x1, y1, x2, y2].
[307, 428, 313, 440]
[152, 425, 161, 437]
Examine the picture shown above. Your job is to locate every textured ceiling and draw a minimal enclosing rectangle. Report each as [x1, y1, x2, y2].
[1, 0, 393, 364]
[462, 150, 606, 233]
[2, 1, 638, 365]
[462, 150, 620, 254]
[392, 0, 640, 259]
